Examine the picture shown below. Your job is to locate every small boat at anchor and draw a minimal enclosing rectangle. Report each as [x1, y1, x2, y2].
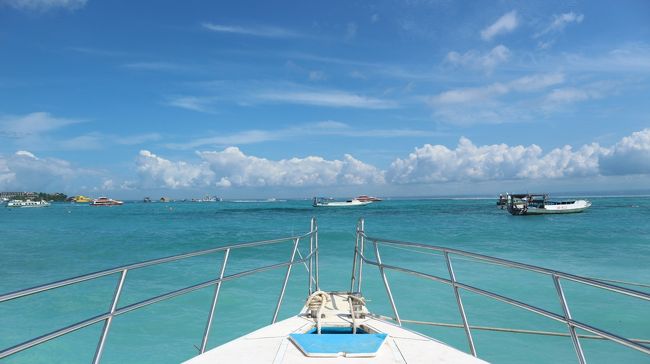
[72, 195, 93, 203]
[313, 197, 372, 207]
[5, 199, 51, 208]
[505, 193, 591, 215]
[355, 195, 382, 202]
[90, 197, 124, 206]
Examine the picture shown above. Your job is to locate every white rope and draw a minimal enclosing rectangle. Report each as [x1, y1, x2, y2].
[305, 291, 328, 334]
[347, 295, 366, 334]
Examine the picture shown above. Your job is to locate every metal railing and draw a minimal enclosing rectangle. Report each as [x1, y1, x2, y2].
[350, 218, 650, 363]
[0, 218, 319, 363]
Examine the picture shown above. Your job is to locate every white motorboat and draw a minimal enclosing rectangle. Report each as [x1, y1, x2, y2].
[505, 193, 591, 215]
[5, 199, 51, 208]
[90, 197, 124, 206]
[313, 197, 372, 207]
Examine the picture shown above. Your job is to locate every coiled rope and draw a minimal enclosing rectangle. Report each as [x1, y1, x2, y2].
[305, 291, 329, 334]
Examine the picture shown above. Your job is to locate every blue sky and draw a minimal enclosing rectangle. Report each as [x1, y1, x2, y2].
[1, 0, 649, 198]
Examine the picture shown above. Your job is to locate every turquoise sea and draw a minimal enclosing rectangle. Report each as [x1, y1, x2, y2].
[1, 197, 649, 363]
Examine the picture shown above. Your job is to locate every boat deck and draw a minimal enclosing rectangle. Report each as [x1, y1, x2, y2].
[185, 292, 487, 364]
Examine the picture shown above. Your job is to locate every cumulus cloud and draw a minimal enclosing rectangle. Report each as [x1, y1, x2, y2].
[600, 129, 650, 175]
[0, 150, 85, 190]
[481, 10, 518, 41]
[446, 45, 511, 73]
[387, 138, 605, 183]
[136, 150, 214, 189]
[137, 129, 650, 190]
[136, 148, 385, 189]
[1, 0, 85, 11]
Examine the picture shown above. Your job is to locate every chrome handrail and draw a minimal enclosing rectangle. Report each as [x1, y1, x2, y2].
[351, 218, 650, 363]
[0, 218, 319, 362]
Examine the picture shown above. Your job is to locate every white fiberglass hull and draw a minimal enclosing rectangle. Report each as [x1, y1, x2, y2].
[315, 200, 372, 207]
[522, 200, 591, 215]
[6, 201, 50, 208]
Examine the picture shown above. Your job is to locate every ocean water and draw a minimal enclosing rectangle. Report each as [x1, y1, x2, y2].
[1, 197, 649, 364]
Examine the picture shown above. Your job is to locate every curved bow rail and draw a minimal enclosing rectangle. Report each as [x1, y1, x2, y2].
[0, 218, 319, 363]
[350, 218, 650, 364]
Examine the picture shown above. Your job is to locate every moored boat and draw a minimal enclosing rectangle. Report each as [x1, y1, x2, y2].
[313, 197, 372, 207]
[5, 199, 50, 208]
[72, 195, 93, 203]
[505, 193, 591, 215]
[355, 195, 382, 202]
[90, 197, 124, 206]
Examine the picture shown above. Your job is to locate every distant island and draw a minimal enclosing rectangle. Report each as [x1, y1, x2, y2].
[0, 192, 68, 202]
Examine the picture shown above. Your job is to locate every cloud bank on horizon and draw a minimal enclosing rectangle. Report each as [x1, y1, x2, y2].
[2, 129, 648, 194]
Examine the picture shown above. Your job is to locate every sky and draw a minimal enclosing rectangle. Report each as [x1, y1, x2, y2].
[1, 0, 649, 199]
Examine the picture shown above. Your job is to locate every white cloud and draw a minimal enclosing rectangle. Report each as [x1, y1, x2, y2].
[545, 88, 591, 104]
[167, 96, 217, 113]
[446, 45, 511, 73]
[138, 130, 650, 190]
[600, 129, 650, 175]
[430, 73, 564, 105]
[481, 10, 518, 41]
[0, 112, 83, 137]
[1, 0, 86, 11]
[387, 137, 605, 184]
[428, 73, 565, 125]
[0, 150, 88, 191]
[256, 90, 398, 109]
[136, 148, 385, 189]
[202, 22, 301, 38]
[543, 81, 618, 110]
[136, 150, 214, 189]
[536, 12, 584, 38]
[564, 43, 650, 73]
[165, 121, 437, 150]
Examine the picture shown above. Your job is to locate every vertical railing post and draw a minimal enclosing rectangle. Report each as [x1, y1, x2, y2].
[357, 219, 365, 293]
[272, 238, 300, 324]
[309, 218, 315, 295]
[314, 220, 319, 291]
[373, 241, 401, 325]
[553, 275, 586, 364]
[444, 252, 477, 357]
[199, 249, 230, 353]
[92, 269, 128, 364]
[350, 219, 361, 292]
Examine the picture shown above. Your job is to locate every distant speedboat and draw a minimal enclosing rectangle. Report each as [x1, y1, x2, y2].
[72, 195, 92, 203]
[90, 197, 123, 206]
[505, 193, 591, 215]
[355, 195, 382, 202]
[313, 197, 372, 207]
[195, 195, 221, 202]
[6, 199, 50, 208]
